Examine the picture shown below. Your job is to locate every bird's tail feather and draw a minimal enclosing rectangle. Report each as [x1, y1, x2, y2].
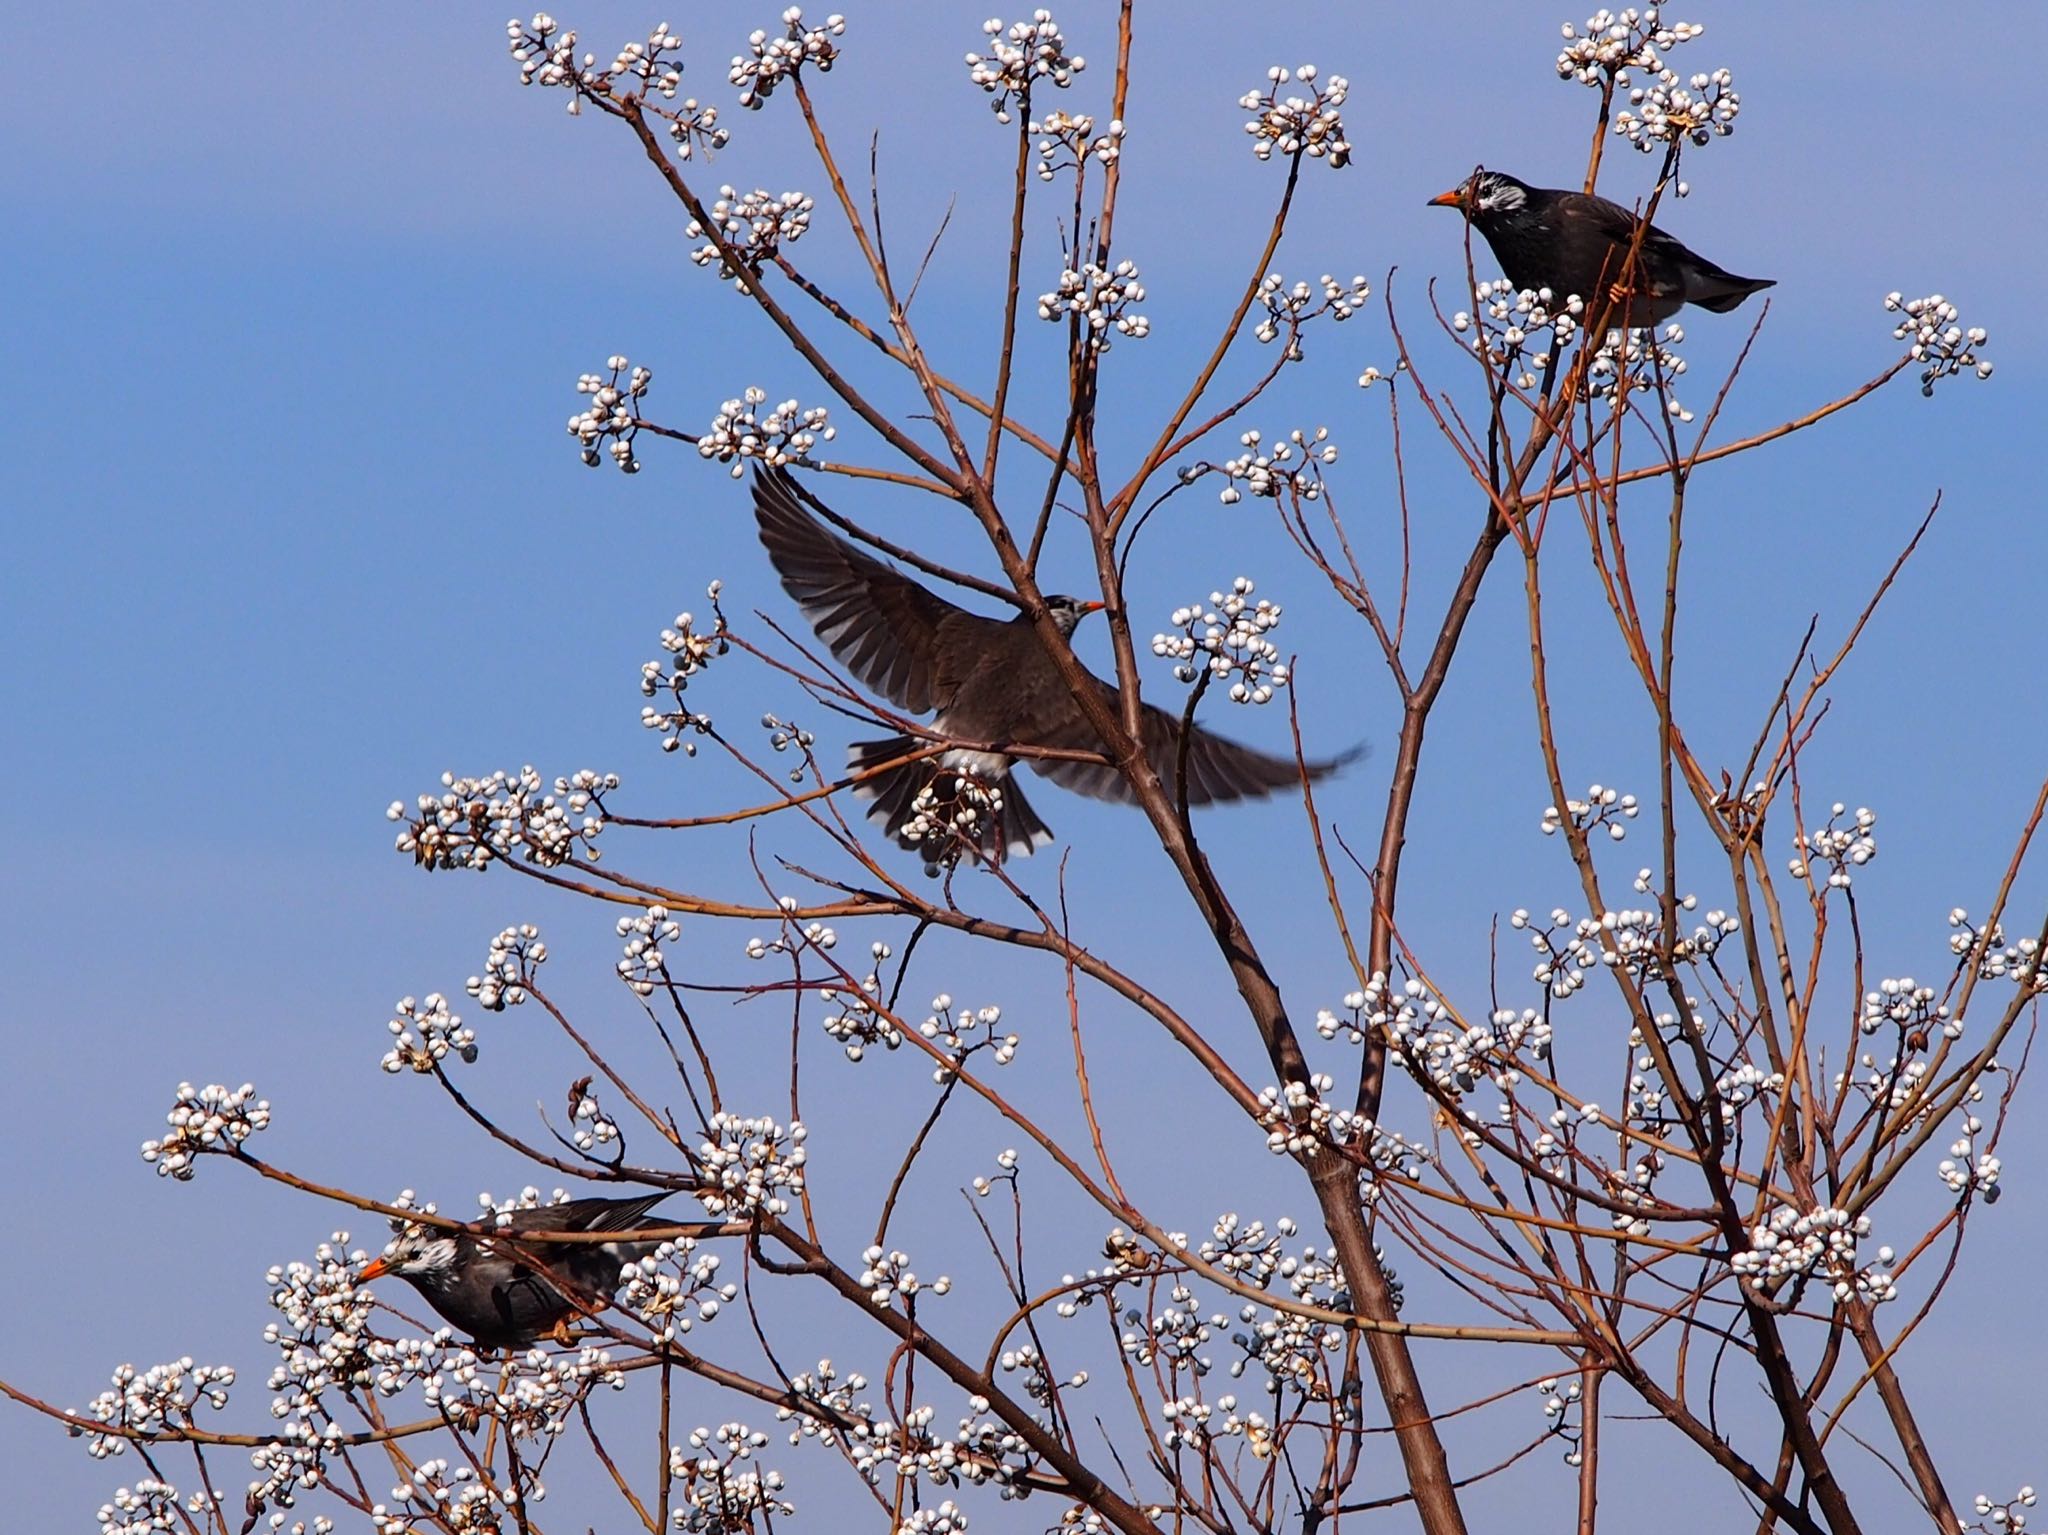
[849, 736, 1053, 861]
[1692, 274, 1775, 313]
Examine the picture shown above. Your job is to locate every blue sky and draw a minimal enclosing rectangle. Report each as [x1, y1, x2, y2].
[4, 2, 2043, 1527]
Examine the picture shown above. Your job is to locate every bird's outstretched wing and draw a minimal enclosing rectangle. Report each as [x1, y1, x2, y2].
[1028, 684, 1359, 807]
[753, 468, 976, 713]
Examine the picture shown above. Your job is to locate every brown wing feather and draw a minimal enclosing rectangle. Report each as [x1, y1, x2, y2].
[753, 468, 979, 713]
[498, 1192, 670, 1236]
[1553, 191, 1767, 308]
[1025, 683, 1355, 806]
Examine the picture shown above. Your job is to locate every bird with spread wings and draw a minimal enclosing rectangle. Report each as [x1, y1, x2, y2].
[752, 468, 1355, 865]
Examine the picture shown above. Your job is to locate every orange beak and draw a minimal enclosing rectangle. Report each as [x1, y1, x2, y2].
[358, 1256, 391, 1282]
[1427, 187, 1466, 209]
[1080, 600, 1106, 612]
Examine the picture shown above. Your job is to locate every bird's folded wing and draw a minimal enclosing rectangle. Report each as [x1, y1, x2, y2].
[504, 1192, 671, 1236]
[1569, 192, 1696, 290]
[491, 1268, 575, 1336]
[753, 467, 973, 713]
[1027, 686, 1331, 807]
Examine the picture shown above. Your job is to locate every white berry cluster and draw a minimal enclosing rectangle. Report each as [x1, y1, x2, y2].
[1157, 1392, 1225, 1451]
[615, 904, 681, 997]
[1968, 1487, 2038, 1534]
[389, 767, 615, 871]
[776, 1359, 866, 1444]
[1239, 66, 1350, 167]
[922, 993, 1021, 1079]
[1151, 578, 1290, 705]
[1586, 321, 1693, 414]
[78, 1357, 236, 1461]
[940, 1408, 1039, 1494]
[1453, 279, 1583, 390]
[1836, 1042, 1939, 1115]
[1787, 802, 1877, 887]
[697, 388, 835, 474]
[1712, 1060, 1785, 1120]
[619, 1241, 735, 1342]
[1859, 975, 1956, 1040]
[369, 1333, 478, 1406]
[670, 1424, 794, 1531]
[1255, 1074, 1347, 1154]
[603, 20, 682, 97]
[1390, 976, 1553, 1094]
[506, 14, 582, 104]
[505, 14, 683, 110]
[1200, 1213, 1293, 1286]
[374, 1454, 533, 1533]
[999, 1340, 1086, 1405]
[641, 589, 728, 755]
[815, 942, 904, 1061]
[801, 1379, 1036, 1496]
[1032, 111, 1121, 181]
[1382, 974, 1510, 1092]
[1615, 63, 1739, 151]
[969, 1146, 1022, 1198]
[662, 95, 729, 161]
[1038, 260, 1150, 352]
[1252, 272, 1373, 360]
[1203, 425, 1338, 504]
[1731, 1203, 1870, 1293]
[1607, 1151, 1667, 1237]
[1523, 1102, 1611, 1177]
[1536, 1376, 1587, 1466]
[445, 1343, 623, 1441]
[743, 895, 836, 961]
[688, 186, 816, 278]
[731, 8, 845, 109]
[504, 14, 701, 134]
[140, 1082, 271, 1180]
[1314, 990, 1372, 1044]
[693, 1113, 807, 1217]
[567, 1084, 622, 1154]
[1230, 1290, 1342, 1400]
[900, 772, 1009, 871]
[758, 710, 819, 784]
[381, 992, 478, 1075]
[1542, 782, 1640, 842]
[1121, 1280, 1217, 1371]
[1885, 292, 1993, 396]
[264, 1234, 379, 1417]
[1950, 910, 2048, 992]
[396, 1462, 523, 1529]
[96, 1478, 211, 1535]
[898, 1500, 972, 1535]
[1938, 1130, 2003, 1201]
[966, 11, 1085, 122]
[469, 923, 545, 1012]
[1619, 1022, 1679, 1130]
[568, 355, 651, 472]
[1515, 899, 1736, 997]
[859, 1245, 952, 1307]
[1555, 9, 1704, 90]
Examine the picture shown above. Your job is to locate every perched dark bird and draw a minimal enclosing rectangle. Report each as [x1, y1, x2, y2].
[1428, 169, 1773, 327]
[753, 469, 1353, 862]
[358, 1192, 672, 1349]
